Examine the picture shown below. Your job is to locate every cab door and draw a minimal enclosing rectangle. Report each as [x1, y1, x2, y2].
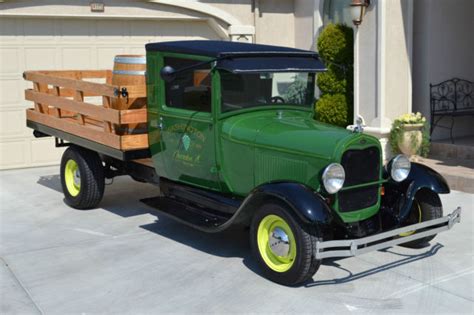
[158, 56, 220, 190]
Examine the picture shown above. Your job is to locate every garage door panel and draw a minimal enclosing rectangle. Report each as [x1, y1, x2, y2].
[30, 138, 65, 165]
[62, 48, 91, 69]
[58, 20, 91, 41]
[96, 20, 129, 40]
[0, 140, 28, 169]
[23, 19, 55, 40]
[0, 79, 22, 107]
[128, 47, 147, 55]
[0, 18, 20, 42]
[97, 47, 127, 69]
[130, 21, 161, 38]
[24, 48, 56, 70]
[0, 48, 21, 74]
[0, 110, 25, 138]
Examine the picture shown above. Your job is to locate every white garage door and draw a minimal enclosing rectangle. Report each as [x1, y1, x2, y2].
[0, 17, 220, 169]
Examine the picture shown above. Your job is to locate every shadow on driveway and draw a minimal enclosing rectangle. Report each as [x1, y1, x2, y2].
[37, 173, 445, 286]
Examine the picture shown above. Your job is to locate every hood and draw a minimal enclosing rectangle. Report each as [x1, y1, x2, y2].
[221, 109, 359, 161]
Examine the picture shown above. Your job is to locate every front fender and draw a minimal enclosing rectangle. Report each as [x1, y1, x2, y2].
[390, 162, 449, 221]
[233, 182, 333, 227]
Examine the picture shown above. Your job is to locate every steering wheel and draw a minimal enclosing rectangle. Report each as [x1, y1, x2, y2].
[270, 96, 286, 104]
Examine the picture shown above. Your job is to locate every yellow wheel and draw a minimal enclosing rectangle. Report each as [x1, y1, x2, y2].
[399, 191, 443, 248]
[399, 200, 422, 237]
[250, 203, 322, 286]
[64, 159, 81, 197]
[60, 146, 105, 209]
[257, 214, 296, 272]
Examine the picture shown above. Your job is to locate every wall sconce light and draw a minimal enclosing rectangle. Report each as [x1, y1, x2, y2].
[350, 0, 370, 26]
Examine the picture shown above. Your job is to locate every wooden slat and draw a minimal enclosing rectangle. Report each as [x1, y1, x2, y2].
[27, 109, 121, 149]
[106, 70, 113, 84]
[120, 133, 149, 150]
[52, 86, 61, 117]
[120, 108, 147, 124]
[25, 89, 120, 123]
[39, 70, 110, 79]
[47, 88, 101, 97]
[33, 82, 48, 113]
[104, 121, 113, 133]
[102, 95, 111, 108]
[24, 71, 117, 97]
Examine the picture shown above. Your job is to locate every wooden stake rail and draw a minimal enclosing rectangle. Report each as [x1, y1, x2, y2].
[24, 70, 148, 151]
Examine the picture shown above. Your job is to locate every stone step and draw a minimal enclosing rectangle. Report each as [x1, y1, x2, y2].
[430, 141, 474, 160]
[418, 156, 474, 194]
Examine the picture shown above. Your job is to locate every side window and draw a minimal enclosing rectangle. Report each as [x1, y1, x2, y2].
[163, 57, 212, 112]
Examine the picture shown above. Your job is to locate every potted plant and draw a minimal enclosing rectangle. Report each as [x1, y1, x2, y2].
[389, 112, 430, 159]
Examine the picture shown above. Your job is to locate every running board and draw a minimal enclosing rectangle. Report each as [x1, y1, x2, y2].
[141, 196, 233, 232]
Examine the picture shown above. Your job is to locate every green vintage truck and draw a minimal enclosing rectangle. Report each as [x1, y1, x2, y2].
[25, 40, 461, 286]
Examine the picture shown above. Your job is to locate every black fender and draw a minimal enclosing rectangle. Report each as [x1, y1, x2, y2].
[231, 182, 333, 227]
[388, 162, 449, 221]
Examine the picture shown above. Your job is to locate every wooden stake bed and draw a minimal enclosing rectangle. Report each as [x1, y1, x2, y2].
[24, 70, 149, 154]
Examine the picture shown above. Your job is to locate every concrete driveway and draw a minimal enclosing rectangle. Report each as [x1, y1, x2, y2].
[1, 166, 473, 314]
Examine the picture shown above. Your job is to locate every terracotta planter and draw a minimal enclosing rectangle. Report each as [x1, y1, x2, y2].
[397, 123, 424, 157]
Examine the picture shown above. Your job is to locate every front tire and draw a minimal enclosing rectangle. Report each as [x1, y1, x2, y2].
[60, 146, 105, 209]
[250, 202, 321, 286]
[399, 190, 443, 248]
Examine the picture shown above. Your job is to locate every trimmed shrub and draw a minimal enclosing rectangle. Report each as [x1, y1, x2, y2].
[315, 94, 348, 127]
[315, 23, 354, 127]
[317, 24, 353, 65]
[317, 71, 346, 95]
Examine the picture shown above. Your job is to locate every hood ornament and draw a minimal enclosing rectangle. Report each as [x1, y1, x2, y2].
[352, 115, 365, 133]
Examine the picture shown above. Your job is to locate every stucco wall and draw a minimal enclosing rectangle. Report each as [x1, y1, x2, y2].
[202, 0, 296, 47]
[413, 0, 474, 140]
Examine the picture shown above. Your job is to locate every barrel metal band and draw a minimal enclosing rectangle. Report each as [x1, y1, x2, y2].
[114, 56, 146, 64]
[112, 70, 146, 76]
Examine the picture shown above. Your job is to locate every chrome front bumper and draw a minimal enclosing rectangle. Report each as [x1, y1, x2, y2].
[314, 207, 461, 259]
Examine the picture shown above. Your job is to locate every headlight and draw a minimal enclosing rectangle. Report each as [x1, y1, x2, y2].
[322, 163, 345, 194]
[390, 154, 411, 182]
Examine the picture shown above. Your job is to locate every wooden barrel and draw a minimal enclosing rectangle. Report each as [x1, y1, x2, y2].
[111, 55, 146, 110]
[111, 55, 147, 135]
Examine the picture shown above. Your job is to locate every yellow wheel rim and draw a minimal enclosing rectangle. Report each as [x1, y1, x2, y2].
[400, 201, 422, 237]
[257, 214, 296, 273]
[65, 159, 80, 197]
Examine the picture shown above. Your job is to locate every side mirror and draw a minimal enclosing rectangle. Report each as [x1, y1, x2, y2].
[160, 66, 176, 82]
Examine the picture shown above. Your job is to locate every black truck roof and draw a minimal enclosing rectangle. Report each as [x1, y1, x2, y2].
[145, 40, 319, 58]
[145, 40, 326, 73]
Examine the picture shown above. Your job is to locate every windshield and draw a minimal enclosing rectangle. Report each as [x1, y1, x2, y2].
[220, 71, 316, 113]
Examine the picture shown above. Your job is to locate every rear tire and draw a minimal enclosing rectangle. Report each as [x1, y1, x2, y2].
[60, 145, 105, 209]
[250, 202, 321, 286]
[399, 190, 443, 249]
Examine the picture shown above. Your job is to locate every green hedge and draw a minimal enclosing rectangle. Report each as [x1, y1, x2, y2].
[315, 23, 354, 127]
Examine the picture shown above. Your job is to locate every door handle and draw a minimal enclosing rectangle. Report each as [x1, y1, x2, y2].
[158, 117, 164, 130]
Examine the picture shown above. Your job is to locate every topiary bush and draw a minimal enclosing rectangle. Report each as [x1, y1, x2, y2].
[317, 71, 347, 95]
[315, 94, 348, 127]
[317, 24, 354, 65]
[315, 23, 354, 127]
